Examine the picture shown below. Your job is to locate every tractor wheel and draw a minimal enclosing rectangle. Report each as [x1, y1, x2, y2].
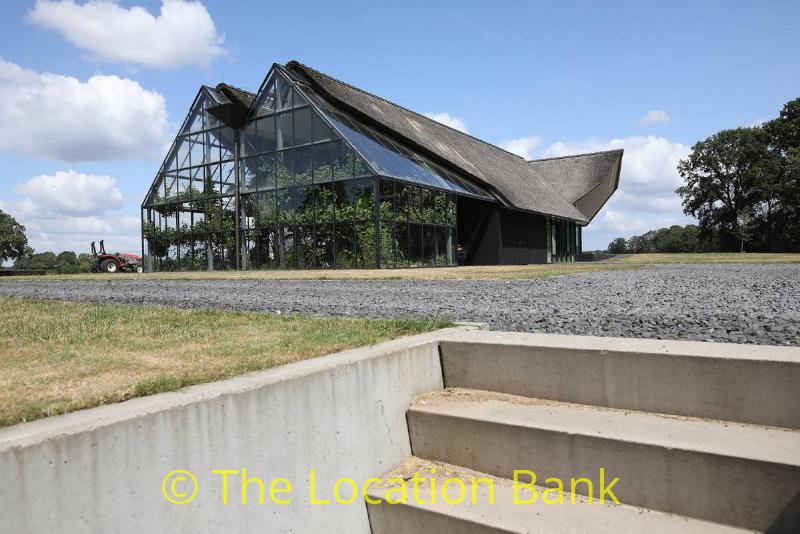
[136, 266, 143, 273]
[100, 259, 118, 273]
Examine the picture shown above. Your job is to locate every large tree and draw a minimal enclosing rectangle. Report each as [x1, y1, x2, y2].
[763, 98, 800, 251]
[677, 97, 800, 253]
[0, 209, 28, 264]
[676, 127, 780, 252]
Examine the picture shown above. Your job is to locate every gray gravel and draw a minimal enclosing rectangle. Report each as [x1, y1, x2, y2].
[1, 263, 799, 346]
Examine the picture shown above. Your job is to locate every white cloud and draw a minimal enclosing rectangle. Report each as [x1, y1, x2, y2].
[28, 0, 225, 69]
[499, 135, 541, 159]
[8, 171, 139, 253]
[638, 109, 671, 125]
[0, 59, 169, 161]
[537, 136, 692, 250]
[14, 170, 123, 217]
[423, 112, 469, 133]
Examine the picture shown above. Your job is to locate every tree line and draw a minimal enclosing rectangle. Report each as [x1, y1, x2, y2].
[607, 224, 717, 254]
[0, 209, 93, 272]
[609, 97, 799, 254]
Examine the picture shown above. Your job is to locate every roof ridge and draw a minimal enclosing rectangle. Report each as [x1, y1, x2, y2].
[286, 61, 527, 161]
[216, 82, 255, 96]
[528, 148, 624, 163]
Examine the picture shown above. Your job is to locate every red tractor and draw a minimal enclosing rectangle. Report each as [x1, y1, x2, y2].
[90, 241, 143, 273]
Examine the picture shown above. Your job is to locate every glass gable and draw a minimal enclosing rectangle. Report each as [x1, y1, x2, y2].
[143, 68, 469, 272]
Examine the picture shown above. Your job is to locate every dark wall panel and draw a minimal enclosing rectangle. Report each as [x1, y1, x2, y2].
[498, 210, 548, 264]
[457, 198, 550, 265]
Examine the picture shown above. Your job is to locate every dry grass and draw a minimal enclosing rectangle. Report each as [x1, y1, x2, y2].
[3, 262, 638, 282]
[4, 253, 798, 283]
[0, 296, 451, 428]
[614, 253, 800, 264]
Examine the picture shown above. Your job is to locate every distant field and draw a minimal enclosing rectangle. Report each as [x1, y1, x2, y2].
[2, 253, 798, 282]
[614, 253, 800, 264]
[0, 296, 450, 427]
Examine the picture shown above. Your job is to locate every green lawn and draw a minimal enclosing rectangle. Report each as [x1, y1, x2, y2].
[0, 296, 450, 428]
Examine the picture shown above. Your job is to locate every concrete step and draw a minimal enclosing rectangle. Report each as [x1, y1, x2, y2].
[407, 389, 800, 532]
[366, 457, 752, 534]
[439, 331, 800, 428]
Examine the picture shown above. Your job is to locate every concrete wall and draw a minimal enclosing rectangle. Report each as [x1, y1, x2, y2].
[0, 328, 465, 534]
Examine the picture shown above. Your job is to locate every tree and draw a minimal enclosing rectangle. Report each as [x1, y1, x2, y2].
[676, 127, 779, 252]
[607, 238, 627, 254]
[56, 251, 80, 274]
[0, 209, 28, 264]
[676, 97, 800, 253]
[763, 98, 800, 251]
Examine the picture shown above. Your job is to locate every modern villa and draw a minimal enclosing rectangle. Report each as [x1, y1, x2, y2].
[141, 61, 622, 271]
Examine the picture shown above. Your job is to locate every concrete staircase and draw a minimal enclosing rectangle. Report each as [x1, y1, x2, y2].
[366, 331, 800, 533]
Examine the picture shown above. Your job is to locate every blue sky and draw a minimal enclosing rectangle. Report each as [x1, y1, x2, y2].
[0, 0, 798, 255]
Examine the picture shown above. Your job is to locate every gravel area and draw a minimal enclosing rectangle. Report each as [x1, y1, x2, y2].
[1, 263, 799, 346]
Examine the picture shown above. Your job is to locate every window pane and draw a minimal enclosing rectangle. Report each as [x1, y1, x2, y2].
[335, 178, 374, 221]
[408, 186, 423, 223]
[242, 117, 276, 156]
[218, 127, 234, 161]
[255, 191, 276, 227]
[353, 179, 375, 220]
[312, 143, 332, 183]
[276, 113, 293, 149]
[333, 142, 353, 181]
[409, 224, 423, 266]
[314, 183, 335, 223]
[220, 161, 236, 196]
[182, 95, 206, 134]
[276, 189, 294, 222]
[423, 225, 436, 266]
[379, 221, 394, 268]
[379, 179, 395, 220]
[293, 88, 308, 107]
[394, 183, 409, 221]
[254, 79, 276, 117]
[277, 225, 295, 268]
[420, 188, 436, 223]
[295, 187, 313, 225]
[315, 224, 334, 268]
[355, 222, 377, 268]
[432, 190, 446, 224]
[276, 152, 293, 189]
[297, 225, 315, 269]
[276, 77, 293, 111]
[293, 107, 313, 146]
[312, 112, 331, 143]
[203, 98, 221, 130]
[189, 134, 207, 166]
[257, 154, 276, 190]
[176, 136, 191, 169]
[293, 147, 312, 186]
[395, 222, 409, 267]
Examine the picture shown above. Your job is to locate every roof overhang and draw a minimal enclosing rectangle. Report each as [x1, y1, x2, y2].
[526, 149, 623, 223]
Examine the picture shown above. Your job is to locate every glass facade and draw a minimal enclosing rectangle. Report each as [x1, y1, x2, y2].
[547, 217, 579, 263]
[142, 70, 478, 271]
[142, 67, 584, 271]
